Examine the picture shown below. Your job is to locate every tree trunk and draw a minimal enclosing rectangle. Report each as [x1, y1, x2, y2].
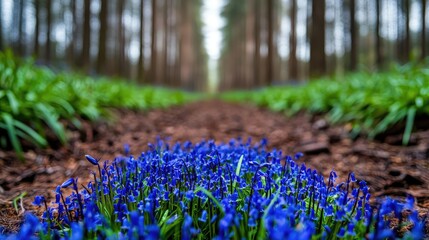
[33, 0, 39, 57]
[138, 0, 145, 83]
[67, 0, 77, 66]
[150, 0, 158, 84]
[266, 0, 274, 85]
[350, 0, 357, 71]
[163, 0, 169, 85]
[81, 0, 91, 71]
[116, 0, 125, 76]
[405, 0, 410, 62]
[18, 0, 24, 55]
[46, 0, 52, 64]
[253, 0, 260, 87]
[375, 0, 382, 67]
[289, 0, 298, 80]
[179, 0, 193, 89]
[310, 0, 326, 77]
[97, 0, 108, 74]
[422, 0, 427, 59]
[0, 1, 3, 51]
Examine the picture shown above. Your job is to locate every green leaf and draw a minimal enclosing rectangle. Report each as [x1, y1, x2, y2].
[1, 113, 23, 159]
[194, 187, 224, 215]
[13, 119, 48, 147]
[232, 155, 244, 190]
[402, 107, 416, 145]
[6, 91, 19, 114]
[35, 104, 67, 144]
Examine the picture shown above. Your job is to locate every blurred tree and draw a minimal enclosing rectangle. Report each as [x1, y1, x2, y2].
[349, 0, 357, 71]
[18, 0, 25, 55]
[0, 1, 4, 51]
[310, 0, 326, 77]
[405, 0, 410, 62]
[163, 0, 170, 85]
[151, 0, 158, 84]
[289, 0, 298, 80]
[33, 0, 40, 57]
[253, 0, 261, 86]
[138, 0, 145, 83]
[422, 0, 427, 59]
[375, 0, 383, 67]
[97, 0, 108, 74]
[267, 0, 274, 85]
[67, 0, 77, 66]
[81, 0, 91, 72]
[46, 0, 52, 63]
[116, 0, 125, 76]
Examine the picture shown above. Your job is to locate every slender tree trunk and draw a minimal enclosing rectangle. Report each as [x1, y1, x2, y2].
[350, 0, 357, 71]
[68, 0, 77, 66]
[266, 0, 274, 85]
[254, 0, 261, 87]
[33, 0, 39, 57]
[310, 0, 326, 77]
[46, 0, 52, 64]
[163, 0, 169, 85]
[18, 0, 24, 55]
[375, 0, 382, 67]
[138, 0, 145, 83]
[289, 0, 298, 80]
[405, 0, 410, 61]
[97, 0, 108, 74]
[116, 0, 125, 76]
[0, 1, 3, 51]
[151, 0, 157, 84]
[81, 0, 91, 71]
[422, 0, 427, 59]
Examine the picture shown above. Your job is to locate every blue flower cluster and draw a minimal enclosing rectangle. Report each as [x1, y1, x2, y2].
[1, 139, 426, 239]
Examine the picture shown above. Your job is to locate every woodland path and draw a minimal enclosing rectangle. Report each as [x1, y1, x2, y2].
[1, 100, 429, 231]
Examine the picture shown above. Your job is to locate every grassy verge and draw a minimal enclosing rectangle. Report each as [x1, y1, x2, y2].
[221, 63, 429, 144]
[0, 50, 199, 157]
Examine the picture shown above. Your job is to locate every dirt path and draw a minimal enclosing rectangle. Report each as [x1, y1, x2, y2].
[1, 100, 429, 231]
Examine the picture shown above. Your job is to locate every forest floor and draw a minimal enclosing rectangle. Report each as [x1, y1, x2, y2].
[1, 100, 429, 232]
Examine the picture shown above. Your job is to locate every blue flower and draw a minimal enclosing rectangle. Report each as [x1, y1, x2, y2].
[198, 210, 207, 223]
[32, 196, 45, 206]
[61, 178, 74, 188]
[85, 154, 99, 165]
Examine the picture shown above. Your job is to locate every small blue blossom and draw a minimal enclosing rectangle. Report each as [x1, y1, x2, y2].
[85, 154, 99, 165]
[32, 196, 45, 206]
[61, 178, 74, 188]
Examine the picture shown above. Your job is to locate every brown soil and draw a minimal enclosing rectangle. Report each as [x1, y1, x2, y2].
[1, 100, 429, 232]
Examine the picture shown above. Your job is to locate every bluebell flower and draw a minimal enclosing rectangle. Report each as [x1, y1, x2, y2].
[32, 196, 45, 206]
[294, 152, 304, 160]
[85, 154, 99, 165]
[198, 210, 207, 223]
[61, 178, 74, 188]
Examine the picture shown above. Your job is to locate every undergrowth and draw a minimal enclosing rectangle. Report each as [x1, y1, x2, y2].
[222, 63, 429, 145]
[0, 50, 197, 158]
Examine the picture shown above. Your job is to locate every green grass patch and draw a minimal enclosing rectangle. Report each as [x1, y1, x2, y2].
[0, 50, 199, 158]
[221, 63, 429, 144]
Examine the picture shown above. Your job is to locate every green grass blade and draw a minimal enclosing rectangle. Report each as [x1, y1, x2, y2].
[1, 113, 24, 159]
[194, 187, 225, 215]
[36, 104, 67, 144]
[232, 155, 244, 190]
[402, 107, 416, 145]
[13, 120, 48, 147]
[6, 91, 19, 114]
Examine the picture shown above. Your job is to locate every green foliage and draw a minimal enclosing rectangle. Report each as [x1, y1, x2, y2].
[222, 64, 429, 144]
[0, 50, 197, 157]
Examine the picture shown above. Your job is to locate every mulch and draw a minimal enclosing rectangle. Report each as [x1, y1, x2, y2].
[1, 100, 429, 233]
